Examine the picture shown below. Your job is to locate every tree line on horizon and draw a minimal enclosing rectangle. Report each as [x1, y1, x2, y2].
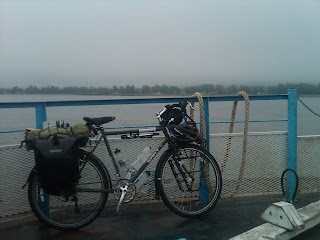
[0, 83, 319, 95]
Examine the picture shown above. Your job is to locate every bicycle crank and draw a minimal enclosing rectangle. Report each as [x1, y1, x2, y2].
[114, 179, 136, 212]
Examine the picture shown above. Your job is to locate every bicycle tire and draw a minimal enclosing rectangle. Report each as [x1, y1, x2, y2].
[155, 144, 222, 218]
[28, 151, 110, 230]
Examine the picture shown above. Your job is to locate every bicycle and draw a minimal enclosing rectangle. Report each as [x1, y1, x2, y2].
[26, 100, 222, 230]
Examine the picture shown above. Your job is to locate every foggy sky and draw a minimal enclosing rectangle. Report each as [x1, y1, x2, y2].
[1, 0, 320, 88]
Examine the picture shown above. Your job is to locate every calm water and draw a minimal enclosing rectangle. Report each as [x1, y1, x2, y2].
[0, 94, 319, 145]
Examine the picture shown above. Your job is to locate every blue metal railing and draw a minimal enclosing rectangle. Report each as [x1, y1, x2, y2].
[0, 94, 288, 132]
[0, 90, 297, 200]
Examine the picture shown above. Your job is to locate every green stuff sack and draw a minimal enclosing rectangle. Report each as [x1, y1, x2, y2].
[72, 123, 90, 138]
[26, 123, 89, 148]
[28, 129, 41, 140]
[38, 126, 73, 139]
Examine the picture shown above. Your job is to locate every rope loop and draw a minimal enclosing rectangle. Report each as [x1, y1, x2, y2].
[190, 91, 250, 199]
[281, 168, 299, 203]
[221, 91, 250, 199]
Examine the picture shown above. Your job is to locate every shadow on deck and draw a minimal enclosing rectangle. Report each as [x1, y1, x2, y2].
[1, 193, 320, 240]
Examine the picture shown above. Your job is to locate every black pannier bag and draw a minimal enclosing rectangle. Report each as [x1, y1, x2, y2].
[33, 136, 83, 196]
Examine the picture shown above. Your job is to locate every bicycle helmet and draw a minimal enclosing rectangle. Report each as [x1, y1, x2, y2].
[167, 123, 200, 141]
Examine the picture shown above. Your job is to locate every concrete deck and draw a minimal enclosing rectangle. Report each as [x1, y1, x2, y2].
[1, 193, 320, 240]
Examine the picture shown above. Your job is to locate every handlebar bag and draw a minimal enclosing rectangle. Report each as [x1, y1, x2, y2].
[161, 108, 183, 125]
[33, 137, 81, 196]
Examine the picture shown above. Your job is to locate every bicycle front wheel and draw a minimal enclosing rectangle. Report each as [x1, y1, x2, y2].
[28, 152, 109, 230]
[155, 144, 222, 218]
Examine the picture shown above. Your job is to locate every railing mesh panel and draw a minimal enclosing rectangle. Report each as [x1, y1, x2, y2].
[0, 147, 34, 218]
[1, 132, 319, 219]
[210, 132, 288, 196]
[297, 136, 320, 193]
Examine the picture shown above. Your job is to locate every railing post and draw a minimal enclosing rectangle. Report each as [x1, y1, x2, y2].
[287, 89, 297, 201]
[203, 97, 210, 151]
[35, 102, 49, 216]
[35, 103, 47, 129]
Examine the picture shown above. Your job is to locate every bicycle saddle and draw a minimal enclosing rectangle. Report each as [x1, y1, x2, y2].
[83, 116, 116, 126]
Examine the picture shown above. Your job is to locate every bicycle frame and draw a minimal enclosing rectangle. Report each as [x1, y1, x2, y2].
[77, 122, 180, 193]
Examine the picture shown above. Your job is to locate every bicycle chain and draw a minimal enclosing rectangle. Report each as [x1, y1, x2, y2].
[297, 96, 320, 118]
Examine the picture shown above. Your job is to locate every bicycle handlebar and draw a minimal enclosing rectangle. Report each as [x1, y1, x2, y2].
[164, 100, 188, 112]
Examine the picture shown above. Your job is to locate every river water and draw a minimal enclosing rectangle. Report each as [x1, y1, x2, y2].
[0, 94, 319, 145]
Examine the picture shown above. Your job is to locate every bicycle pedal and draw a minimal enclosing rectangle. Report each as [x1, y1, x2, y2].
[115, 210, 122, 216]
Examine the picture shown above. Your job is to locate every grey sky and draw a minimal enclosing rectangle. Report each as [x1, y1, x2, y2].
[1, 0, 320, 88]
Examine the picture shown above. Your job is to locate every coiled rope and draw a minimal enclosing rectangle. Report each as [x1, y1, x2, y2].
[190, 91, 250, 198]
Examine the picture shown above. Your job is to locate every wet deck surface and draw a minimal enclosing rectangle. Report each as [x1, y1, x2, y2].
[1, 193, 320, 240]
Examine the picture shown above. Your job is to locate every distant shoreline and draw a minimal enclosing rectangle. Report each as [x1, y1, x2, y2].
[1, 93, 319, 97]
[2, 82, 319, 96]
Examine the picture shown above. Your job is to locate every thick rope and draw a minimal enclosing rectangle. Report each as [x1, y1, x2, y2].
[190, 102, 195, 172]
[221, 91, 250, 199]
[190, 91, 250, 199]
[191, 92, 207, 148]
[191, 92, 212, 194]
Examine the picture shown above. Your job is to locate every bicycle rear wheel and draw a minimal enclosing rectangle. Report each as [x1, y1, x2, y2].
[155, 144, 222, 218]
[28, 152, 109, 230]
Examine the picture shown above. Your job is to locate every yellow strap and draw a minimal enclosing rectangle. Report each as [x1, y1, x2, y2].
[25, 128, 40, 131]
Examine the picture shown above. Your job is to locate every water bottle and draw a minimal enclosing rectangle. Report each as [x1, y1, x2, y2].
[114, 149, 126, 168]
[135, 171, 150, 191]
[130, 147, 152, 171]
